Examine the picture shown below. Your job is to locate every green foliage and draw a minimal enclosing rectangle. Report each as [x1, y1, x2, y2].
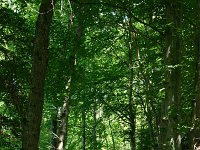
[0, 0, 199, 149]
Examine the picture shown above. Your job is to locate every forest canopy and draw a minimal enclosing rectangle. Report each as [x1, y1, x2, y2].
[0, 0, 200, 150]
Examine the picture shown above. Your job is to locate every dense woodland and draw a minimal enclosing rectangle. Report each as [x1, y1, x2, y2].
[0, 0, 200, 150]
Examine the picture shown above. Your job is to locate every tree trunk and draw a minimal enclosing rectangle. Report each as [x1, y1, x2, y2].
[22, 0, 54, 149]
[82, 105, 86, 150]
[109, 119, 116, 150]
[192, 0, 200, 149]
[128, 16, 136, 150]
[93, 99, 97, 150]
[56, 93, 70, 150]
[159, 0, 182, 149]
[55, 3, 84, 149]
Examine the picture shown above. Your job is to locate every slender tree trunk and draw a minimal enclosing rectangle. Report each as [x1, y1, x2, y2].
[139, 93, 157, 149]
[22, 0, 54, 149]
[55, 3, 84, 149]
[128, 16, 136, 150]
[93, 99, 97, 150]
[135, 27, 158, 149]
[144, 77, 159, 149]
[56, 98, 70, 150]
[192, 0, 200, 149]
[82, 105, 86, 150]
[56, 88, 70, 150]
[145, 91, 158, 149]
[159, 0, 182, 149]
[109, 119, 116, 150]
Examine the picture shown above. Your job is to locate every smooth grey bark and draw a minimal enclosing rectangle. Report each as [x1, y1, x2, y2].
[159, 0, 182, 149]
[22, 0, 54, 149]
[56, 90, 70, 150]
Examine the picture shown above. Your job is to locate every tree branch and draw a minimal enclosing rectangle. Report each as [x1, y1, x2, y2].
[70, 0, 164, 35]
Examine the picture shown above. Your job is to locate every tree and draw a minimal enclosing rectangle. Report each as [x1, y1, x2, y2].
[1, 0, 199, 149]
[22, 0, 54, 149]
[192, 0, 200, 149]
